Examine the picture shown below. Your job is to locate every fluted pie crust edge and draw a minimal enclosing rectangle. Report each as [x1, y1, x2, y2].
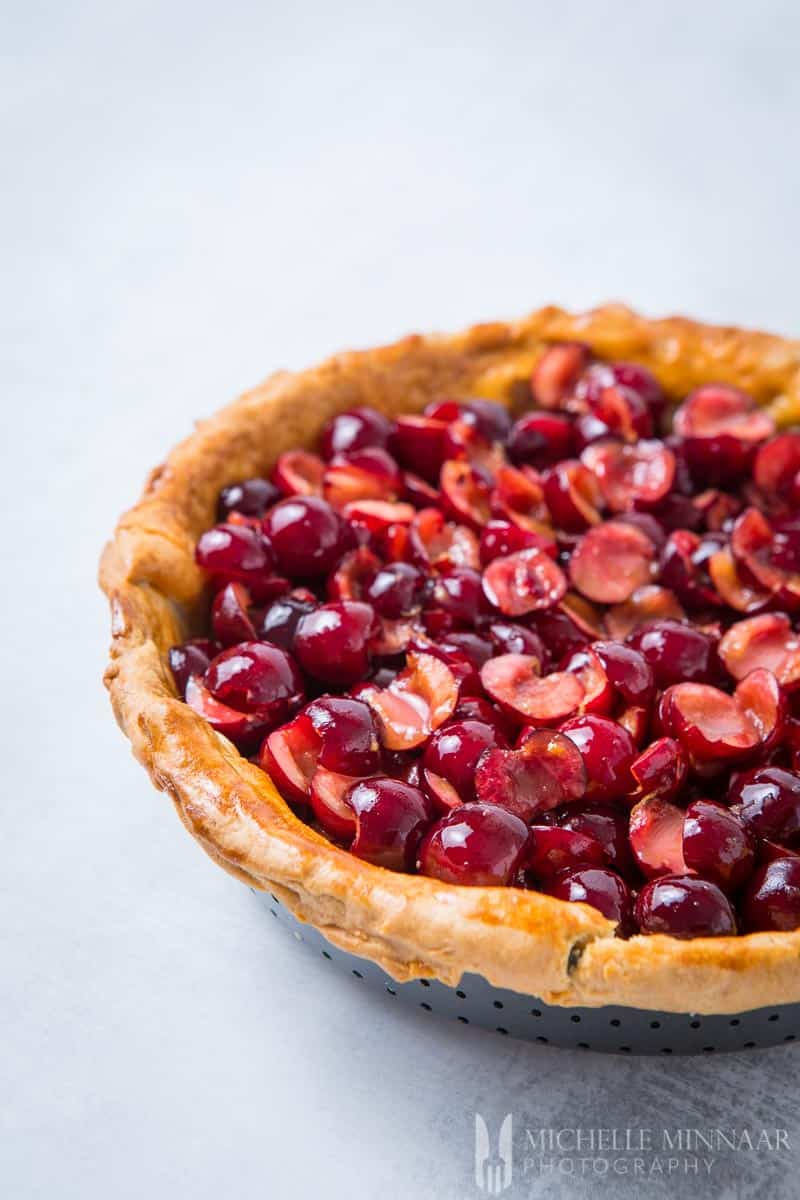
[99, 304, 800, 1013]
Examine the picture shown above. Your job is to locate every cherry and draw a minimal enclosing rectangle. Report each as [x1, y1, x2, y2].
[530, 342, 591, 409]
[728, 766, 800, 846]
[718, 613, 800, 689]
[479, 519, 552, 566]
[423, 566, 487, 632]
[482, 548, 567, 615]
[569, 521, 656, 604]
[630, 737, 687, 803]
[218, 477, 279, 519]
[682, 799, 755, 892]
[590, 640, 655, 707]
[260, 712, 320, 802]
[348, 776, 434, 870]
[740, 858, 800, 932]
[581, 439, 675, 512]
[305, 696, 382, 776]
[185, 676, 272, 746]
[605, 585, 686, 640]
[673, 384, 774, 486]
[390, 416, 450, 484]
[629, 795, 686, 878]
[525, 826, 607, 879]
[556, 802, 635, 876]
[168, 638, 218, 697]
[559, 715, 637, 803]
[422, 719, 505, 811]
[542, 459, 603, 532]
[636, 875, 737, 937]
[487, 622, 546, 660]
[320, 406, 395, 460]
[205, 641, 305, 724]
[359, 652, 458, 750]
[440, 460, 492, 529]
[365, 562, 424, 618]
[546, 867, 634, 935]
[211, 581, 256, 646]
[309, 768, 359, 840]
[410, 507, 480, 571]
[294, 601, 378, 685]
[448, 696, 517, 743]
[575, 385, 654, 447]
[507, 412, 575, 468]
[754, 432, 800, 504]
[271, 449, 325, 497]
[260, 592, 317, 650]
[476, 730, 586, 822]
[481, 654, 580, 726]
[264, 496, 354, 578]
[195, 523, 274, 589]
[417, 803, 530, 886]
[627, 619, 718, 688]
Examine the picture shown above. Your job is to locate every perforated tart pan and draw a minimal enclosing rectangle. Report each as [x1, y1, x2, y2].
[258, 890, 800, 1056]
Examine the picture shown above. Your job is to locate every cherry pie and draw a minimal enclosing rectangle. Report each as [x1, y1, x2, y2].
[101, 305, 800, 1013]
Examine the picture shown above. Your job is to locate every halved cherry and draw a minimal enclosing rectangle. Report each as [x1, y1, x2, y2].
[719, 613, 800, 689]
[629, 794, 687, 878]
[590, 640, 655, 707]
[560, 647, 614, 715]
[482, 547, 567, 615]
[581, 439, 674, 513]
[327, 546, 382, 602]
[682, 799, 754, 893]
[731, 507, 800, 606]
[542, 459, 603, 532]
[524, 826, 607, 879]
[740, 858, 800, 933]
[359, 652, 458, 750]
[439, 460, 492, 529]
[559, 715, 637, 803]
[754, 432, 800, 504]
[390, 416, 450, 484]
[185, 675, 271, 747]
[342, 499, 416, 533]
[348, 776, 434, 870]
[409, 507, 480, 570]
[657, 675, 772, 764]
[692, 488, 741, 531]
[734, 667, 785, 756]
[322, 447, 401, 508]
[478, 735, 582, 824]
[575, 384, 654, 447]
[260, 712, 320, 802]
[218, 477, 280, 520]
[407, 637, 482, 696]
[481, 655, 583, 726]
[605, 586, 686, 640]
[569, 521, 655, 604]
[489, 465, 552, 534]
[673, 384, 775, 484]
[630, 737, 687, 803]
[211, 581, 257, 646]
[479, 519, 556, 566]
[260, 591, 317, 651]
[530, 341, 591, 409]
[617, 705, 649, 746]
[305, 696, 382, 776]
[659, 529, 723, 609]
[402, 470, 440, 508]
[555, 801, 635, 875]
[422, 566, 487, 633]
[708, 544, 772, 613]
[309, 767, 359, 840]
[271, 449, 325, 497]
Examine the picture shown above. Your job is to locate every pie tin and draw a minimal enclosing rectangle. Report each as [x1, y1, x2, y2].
[257, 890, 800, 1056]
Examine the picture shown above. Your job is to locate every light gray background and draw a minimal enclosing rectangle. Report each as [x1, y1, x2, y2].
[2, 2, 799, 1197]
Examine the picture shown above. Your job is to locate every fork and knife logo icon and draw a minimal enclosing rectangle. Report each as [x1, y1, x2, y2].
[475, 1113, 513, 1194]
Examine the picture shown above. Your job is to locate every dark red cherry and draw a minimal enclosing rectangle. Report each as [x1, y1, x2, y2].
[218, 477, 279, 519]
[479, 519, 552, 567]
[195, 523, 274, 587]
[205, 641, 305, 724]
[264, 496, 355, 578]
[559, 715, 637, 803]
[627, 619, 719, 688]
[422, 719, 505, 811]
[448, 697, 517, 743]
[168, 639, 217, 697]
[682, 799, 755, 892]
[636, 875, 737, 937]
[365, 562, 423, 618]
[556, 802, 635, 876]
[507, 412, 575, 468]
[259, 592, 317, 650]
[525, 826, 607, 879]
[545, 867, 634, 936]
[590, 640, 655, 707]
[740, 858, 800, 932]
[320, 406, 395, 460]
[423, 567, 487, 632]
[211, 581, 256, 646]
[430, 397, 512, 443]
[728, 766, 800, 846]
[488, 622, 546, 660]
[347, 776, 434, 870]
[417, 803, 530, 886]
[294, 601, 377, 685]
[305, 696, 382, 776]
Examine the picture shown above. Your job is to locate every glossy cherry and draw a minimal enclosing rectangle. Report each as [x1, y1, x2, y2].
[348, 777, 434, 871]
[218, 477, 279, 519]
[559, 715, 637, 803]
[682, 799, 755, 892]
[417, 803, 530, 886]
[636, 875, 737, 938]
[422, 719, 505, 811]
[205, 641, 305, 726]
[294, 601, 378, 685]
[546, 867, 634, 936]
[320, 406, 395, 459]
[740, 858, 800, 932]
[264, 496, 354, 578]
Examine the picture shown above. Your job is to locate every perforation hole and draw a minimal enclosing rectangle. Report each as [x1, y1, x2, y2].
[496, 1027, 509, 1036]
[650, 1020, 661, 1030]
[535, 1036, 549, 1044]
[456, 989, 467, 1000]
[768, 1013, 780, 1022]
[457, 1015, 469, 1024]
[690, 1020, 701, 1029]
[385, 985, 396, 996]
[493, 1000, 504, 1010]
[531, 1008, 542, 1018]
[420, 1001, 432, 1011]
[321, 950, 332, 960]
[619, 1046, 631, 1054]
[578, 1042, 590, 1050]
[351, 968, 363, 978]
[609, 1018, 621, 1028]
[729, 1018, 740, 1027]
[570, 1014, 581, 1024]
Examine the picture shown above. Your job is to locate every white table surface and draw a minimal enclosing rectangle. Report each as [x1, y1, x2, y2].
[3, 2, 800, 1197]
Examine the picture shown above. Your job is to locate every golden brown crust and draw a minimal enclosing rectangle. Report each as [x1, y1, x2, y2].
[99, 304, 800, 1014]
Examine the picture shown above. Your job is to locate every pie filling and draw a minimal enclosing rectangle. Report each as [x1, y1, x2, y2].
[169, 342, 800, 940]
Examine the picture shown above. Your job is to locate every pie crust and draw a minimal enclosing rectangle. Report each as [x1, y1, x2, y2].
[99, 304, 800, 1014]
